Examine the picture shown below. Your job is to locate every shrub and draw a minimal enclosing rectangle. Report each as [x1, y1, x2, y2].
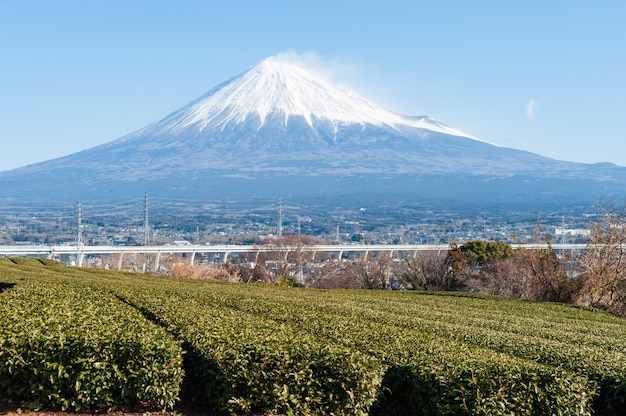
[0, 280, 183, 412]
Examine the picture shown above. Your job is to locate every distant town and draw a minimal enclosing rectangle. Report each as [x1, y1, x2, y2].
[0, 197, 594, 251]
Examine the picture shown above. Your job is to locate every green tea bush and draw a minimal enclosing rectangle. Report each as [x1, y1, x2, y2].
[0, 279, 183, 412]
[2, 260, 626, 415]
[115, 287, 384, 416]
[182, 284, 601, 415]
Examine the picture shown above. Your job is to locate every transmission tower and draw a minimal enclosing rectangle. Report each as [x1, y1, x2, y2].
[143, 192, 149, 246]
[76, 202, 82, 246]
[277, 197, 283, 239]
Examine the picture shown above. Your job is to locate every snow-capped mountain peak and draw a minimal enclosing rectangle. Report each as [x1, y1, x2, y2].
[4, 55, 626, 209]
[157, 56, 477, 140]
[168, 56, 400, 130]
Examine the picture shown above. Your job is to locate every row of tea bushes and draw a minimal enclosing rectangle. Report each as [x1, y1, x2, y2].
[254, 288, 626, 413]
[3, 258, 626, 414]
[0, 259, 183, 412]
[114, 285, 384, 416]
[150, 283, 597, 416]
[0, 259, 384, 415]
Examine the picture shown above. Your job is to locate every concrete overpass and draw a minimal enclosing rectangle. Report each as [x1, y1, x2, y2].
[0, 243, 588, 269]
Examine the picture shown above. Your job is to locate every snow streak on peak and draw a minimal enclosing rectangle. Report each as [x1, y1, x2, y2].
[161, 56, 481, 141]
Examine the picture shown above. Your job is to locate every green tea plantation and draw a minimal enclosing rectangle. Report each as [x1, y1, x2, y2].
[2, 257, 626, 415]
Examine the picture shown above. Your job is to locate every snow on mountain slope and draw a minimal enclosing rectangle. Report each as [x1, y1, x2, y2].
[141, 56, 482, 142]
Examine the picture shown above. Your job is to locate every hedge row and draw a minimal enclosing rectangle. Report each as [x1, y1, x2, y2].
[247, 288, 626, 413]
[114, 285, 384, 416]
[154, 283, 597, 416]
[3, 259, 626, 415]
[0, 262, 183, 412]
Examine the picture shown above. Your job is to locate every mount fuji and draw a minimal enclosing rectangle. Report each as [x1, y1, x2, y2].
[2, 56, 625, 208]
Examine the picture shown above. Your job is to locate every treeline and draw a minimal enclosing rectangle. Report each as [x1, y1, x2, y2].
[406, 204, 626, 317]
[171, 204, 626, 318]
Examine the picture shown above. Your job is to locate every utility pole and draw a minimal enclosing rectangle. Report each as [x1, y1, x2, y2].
[277, 197, 283, 239]
[143, 192, 149, 246]
[76, 202, 82, 246]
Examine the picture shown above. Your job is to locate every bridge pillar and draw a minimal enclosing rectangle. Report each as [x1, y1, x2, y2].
[189, 252, 196, 265]
[117, 253, 124, 270]
[223, 251, 229, 263]
[155, 252, 161, 272]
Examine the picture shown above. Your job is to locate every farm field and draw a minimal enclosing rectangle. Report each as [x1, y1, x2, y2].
[1, 258, 626, 415]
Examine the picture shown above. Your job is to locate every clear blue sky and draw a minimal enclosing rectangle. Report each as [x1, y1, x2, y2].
[1, 0, 625, 171]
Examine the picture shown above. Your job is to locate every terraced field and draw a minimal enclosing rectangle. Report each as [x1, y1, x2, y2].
[1, 258, 626, 415]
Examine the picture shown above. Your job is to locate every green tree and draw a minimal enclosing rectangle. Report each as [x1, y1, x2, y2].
[460, 240, 515, 265]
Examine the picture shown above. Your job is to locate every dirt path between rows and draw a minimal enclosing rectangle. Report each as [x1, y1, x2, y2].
[1, 411, 176, 416]
[0, 407, 276, 416]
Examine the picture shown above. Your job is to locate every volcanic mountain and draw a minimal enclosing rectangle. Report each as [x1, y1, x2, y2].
[2, 56, 625, 208]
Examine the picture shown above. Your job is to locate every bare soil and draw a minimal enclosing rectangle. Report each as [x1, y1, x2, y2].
[1, 412, 176, 416]
[0, 410, 177, 416]
[0, 406, 274, 416]
[0, 404, 202, 416]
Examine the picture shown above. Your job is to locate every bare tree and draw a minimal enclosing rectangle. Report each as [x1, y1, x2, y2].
[464, 257, 526, 297]
[351, 253, 396, 290]
[308, 262, 363, 289]
[254, 234, 319, 284]
[514, 247, 574, 302]
[577, 203, 626, 316]
[400, 251, 449, 290]
[169, 261, 243, 282]
[307, 253, 402, 290]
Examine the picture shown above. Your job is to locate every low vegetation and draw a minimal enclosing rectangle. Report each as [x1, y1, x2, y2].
[0, 259, 183, 412]
[2, 258, 626, 415]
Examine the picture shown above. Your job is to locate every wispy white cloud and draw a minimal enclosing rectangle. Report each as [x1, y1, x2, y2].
[272, 50, 364, 88]
[526, 98, 538, 119]
[270, 50, 405, 113]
